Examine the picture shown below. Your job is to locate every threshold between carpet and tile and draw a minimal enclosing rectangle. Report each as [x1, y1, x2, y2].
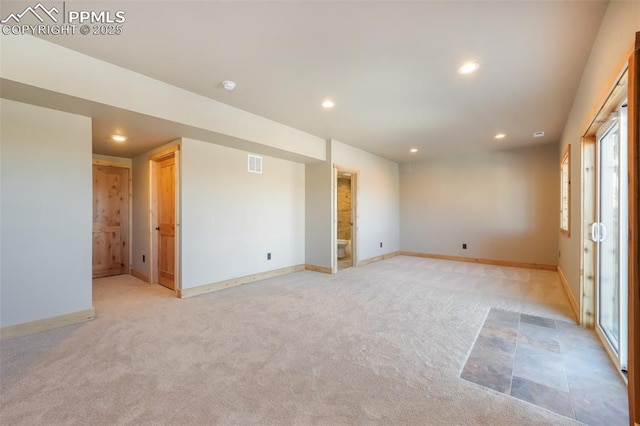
[461, 308, 628, 425]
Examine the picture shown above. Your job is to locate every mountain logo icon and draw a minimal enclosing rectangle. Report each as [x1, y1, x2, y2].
[1, 2, 59, 24]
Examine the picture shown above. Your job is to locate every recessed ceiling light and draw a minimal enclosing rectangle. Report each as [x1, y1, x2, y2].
[111, 135, 127, 142]
[222, 80, 236, 91]
[322, 99, 335, 109]
[495, 133, 506, 139]
[458, 61, 480, 75]
[410, 148, 418, 153]
[533, 131, 545, 138]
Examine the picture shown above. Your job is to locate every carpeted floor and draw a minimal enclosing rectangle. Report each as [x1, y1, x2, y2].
[0, 256, 626, 425]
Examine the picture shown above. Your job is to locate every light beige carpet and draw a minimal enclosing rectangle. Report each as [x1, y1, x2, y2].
[1, 256, 607, 425]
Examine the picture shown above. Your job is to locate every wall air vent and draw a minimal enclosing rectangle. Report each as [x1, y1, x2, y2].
[248, 154, 263, 174]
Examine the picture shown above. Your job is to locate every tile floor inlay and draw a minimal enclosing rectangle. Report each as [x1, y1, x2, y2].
[461, 308, 629, 425]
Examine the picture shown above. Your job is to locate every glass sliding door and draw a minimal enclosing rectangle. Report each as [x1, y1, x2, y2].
[595, 102, 628, 372]
[597, 117, 621, 350]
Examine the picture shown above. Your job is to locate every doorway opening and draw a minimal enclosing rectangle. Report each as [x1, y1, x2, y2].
[334, 166, 357, 272]
[92, 159, 131, 278]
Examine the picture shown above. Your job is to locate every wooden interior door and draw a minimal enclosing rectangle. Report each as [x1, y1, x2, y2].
[157, 155, 175, 290]
[92, 164, 129, 278]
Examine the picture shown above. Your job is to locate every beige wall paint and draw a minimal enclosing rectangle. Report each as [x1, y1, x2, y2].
[180, 138, 305, 289]
[558, 1, 640, 300]
[305, 140, 400, 269]
[0, 99, 92, 327]
[305, 143, 333, 269]
[400, 143, 559, 265]
[131, 153, 151, 278]
[133, 138, 306, 288]
[331, 140, 400, 263]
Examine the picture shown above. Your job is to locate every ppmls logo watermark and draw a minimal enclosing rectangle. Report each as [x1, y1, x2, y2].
[1, 2, 126, 36]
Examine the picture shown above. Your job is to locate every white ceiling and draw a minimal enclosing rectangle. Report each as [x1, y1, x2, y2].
[32, 1, 608, 162]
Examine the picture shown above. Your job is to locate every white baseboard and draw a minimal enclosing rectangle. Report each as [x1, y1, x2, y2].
[178, 265, 305, 298]
[0, 308, 95, 341]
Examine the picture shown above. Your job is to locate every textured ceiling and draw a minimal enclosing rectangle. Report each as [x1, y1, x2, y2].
[24, 1, 609, 161]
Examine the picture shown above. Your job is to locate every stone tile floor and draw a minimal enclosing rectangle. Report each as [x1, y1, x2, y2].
[461, 308, 629, 425]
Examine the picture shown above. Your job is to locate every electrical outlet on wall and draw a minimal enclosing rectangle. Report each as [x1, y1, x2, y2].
[142, 255, 146, 263]
[267, 252, 272, 260]
[380, 242, 383, 248]
[462, 243, 467, 249]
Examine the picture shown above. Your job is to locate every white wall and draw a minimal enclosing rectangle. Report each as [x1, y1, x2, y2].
[0, 99, 92, 327]
[180, 138, 305, 289]
[558, 1, 640, 299]
[131, 152, 151, 278]
[400, 143, 559, 265]
[305, 158, 333, 269]
[331, 140, 400, 263]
